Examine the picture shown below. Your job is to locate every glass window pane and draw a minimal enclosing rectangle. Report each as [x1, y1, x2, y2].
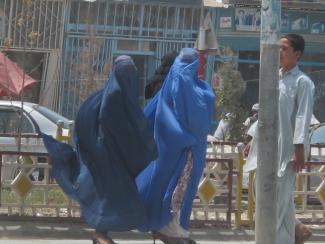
[0, 109, 34, 133]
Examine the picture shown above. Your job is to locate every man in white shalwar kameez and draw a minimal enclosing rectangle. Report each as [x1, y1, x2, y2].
[244, 34, 314, 244]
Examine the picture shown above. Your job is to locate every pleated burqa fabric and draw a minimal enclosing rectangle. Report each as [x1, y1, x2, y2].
[136, 48, 215, 231]
[42, 56, 157, 232]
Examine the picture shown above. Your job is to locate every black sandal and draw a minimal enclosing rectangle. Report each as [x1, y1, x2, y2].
[92, 231, 117, 244]
[151, 231, 197, 244]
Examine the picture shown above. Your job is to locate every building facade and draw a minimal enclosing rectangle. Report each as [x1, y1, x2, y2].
[1, 0, 325, 121]
[0, 0, 66, 108]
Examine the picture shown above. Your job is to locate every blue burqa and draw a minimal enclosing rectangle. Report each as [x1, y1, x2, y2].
[42, 56, 157, 232]
[136, 48, 215, 231]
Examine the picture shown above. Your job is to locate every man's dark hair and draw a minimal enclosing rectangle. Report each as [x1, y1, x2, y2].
[282, 33, 305, 53]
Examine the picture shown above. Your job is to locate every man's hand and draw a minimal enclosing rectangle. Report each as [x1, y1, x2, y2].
[243, 141, 251, 157]
[294, 144, 305, 172]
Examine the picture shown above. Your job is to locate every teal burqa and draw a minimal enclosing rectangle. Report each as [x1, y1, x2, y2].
[42, 55, 157, 232]
[136, 48, 215, 231]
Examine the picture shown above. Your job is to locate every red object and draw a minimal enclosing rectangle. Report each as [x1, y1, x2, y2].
[0, 52, 38, 97]
[198, 50, 206, 80]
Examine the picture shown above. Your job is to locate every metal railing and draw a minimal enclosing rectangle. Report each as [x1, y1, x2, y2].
[192, 157, 234, 228]
[0, 149, 81, 221]
[204, 141, 325, 228]
[0, 0, 66, 50]
[1, 132, 324, 228]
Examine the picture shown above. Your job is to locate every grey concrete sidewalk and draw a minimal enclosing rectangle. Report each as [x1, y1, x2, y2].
[0, 220, 324, 243]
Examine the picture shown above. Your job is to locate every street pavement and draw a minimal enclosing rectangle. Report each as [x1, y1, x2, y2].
[0, 220, 324, 243]
[0, 241, 252, 244]
[0, 241, 248, 244]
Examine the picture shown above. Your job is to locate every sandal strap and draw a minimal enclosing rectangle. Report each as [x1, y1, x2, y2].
[92, 232, 117, 244]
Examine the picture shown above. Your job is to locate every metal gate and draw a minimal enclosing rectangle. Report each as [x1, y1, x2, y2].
[0, 0, 65, 50]
[58, 0, 202, 118]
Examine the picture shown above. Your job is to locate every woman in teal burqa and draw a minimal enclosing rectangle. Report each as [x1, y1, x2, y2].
[42, 55, 157, 244]
[137, 48, 215, 243]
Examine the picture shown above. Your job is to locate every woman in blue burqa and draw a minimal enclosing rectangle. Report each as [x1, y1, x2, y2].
[42, 55, 157, 244]
[136, 48, 215, 244]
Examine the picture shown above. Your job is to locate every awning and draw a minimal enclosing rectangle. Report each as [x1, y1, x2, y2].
[0, 52, 38, 97]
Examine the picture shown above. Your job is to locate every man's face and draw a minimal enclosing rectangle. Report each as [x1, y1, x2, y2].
[279, 38, 301, 72]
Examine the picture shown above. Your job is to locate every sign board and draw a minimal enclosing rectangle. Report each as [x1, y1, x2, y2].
[235, 8, 260, 31]
[203, 0, 227, 7]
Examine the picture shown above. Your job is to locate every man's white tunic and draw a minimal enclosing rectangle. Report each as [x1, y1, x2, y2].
[244, 65, 314, 176]
[277, 65, 314, 176]
[244, 65, 314, 244]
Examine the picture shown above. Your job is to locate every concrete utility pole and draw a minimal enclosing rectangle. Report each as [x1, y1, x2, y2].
[255, 1, 280, 244]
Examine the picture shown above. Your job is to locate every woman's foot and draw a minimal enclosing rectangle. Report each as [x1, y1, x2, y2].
[295, 223, 312, 244]
[92, 231, 116, 244]
[151, 231, 197, 244]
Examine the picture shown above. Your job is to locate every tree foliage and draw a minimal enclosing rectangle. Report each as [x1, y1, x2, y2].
[216, 49, 247, 141]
